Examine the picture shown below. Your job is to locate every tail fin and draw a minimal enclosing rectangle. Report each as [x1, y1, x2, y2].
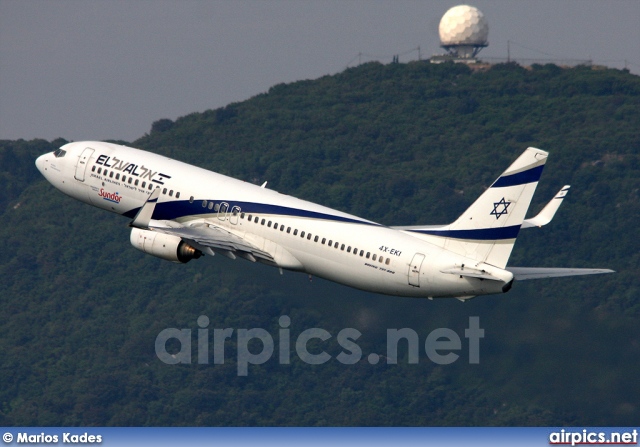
[405, 148, 548, 268]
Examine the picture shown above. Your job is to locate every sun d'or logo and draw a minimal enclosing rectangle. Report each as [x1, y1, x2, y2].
[99, 188, 122, 204]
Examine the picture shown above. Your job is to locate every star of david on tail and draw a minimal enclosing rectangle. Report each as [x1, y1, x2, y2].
[490, 197, 511, 219]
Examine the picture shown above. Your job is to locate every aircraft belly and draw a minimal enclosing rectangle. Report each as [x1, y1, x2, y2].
[293, 249, 406, 295]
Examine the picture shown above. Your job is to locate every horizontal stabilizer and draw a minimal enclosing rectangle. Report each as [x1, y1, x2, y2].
[522, 185, 570, 228]
[507, 267, 614, 280]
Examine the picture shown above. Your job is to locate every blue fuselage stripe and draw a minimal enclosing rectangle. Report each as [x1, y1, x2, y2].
[123, 200, 379, 226]
[410, 225, 521, 240]
[492, 165, 544, 188]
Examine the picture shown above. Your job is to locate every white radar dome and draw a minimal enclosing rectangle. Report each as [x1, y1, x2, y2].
[439, 5, 488, 47]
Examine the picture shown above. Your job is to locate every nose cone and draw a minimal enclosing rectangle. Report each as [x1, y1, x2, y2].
[35, 154, 47, 175]
[35, 154, 45, 173]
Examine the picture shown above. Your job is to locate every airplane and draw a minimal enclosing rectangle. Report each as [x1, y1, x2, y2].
[35, 141, 613, 300]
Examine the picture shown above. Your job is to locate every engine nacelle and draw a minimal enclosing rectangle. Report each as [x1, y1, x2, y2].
[130, 228, 202, 263]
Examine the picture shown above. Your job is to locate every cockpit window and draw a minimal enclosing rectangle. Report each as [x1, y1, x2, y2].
[53, 149, 67, 158]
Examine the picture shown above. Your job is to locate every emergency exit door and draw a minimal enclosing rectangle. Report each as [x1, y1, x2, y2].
[74, 148, 94, 182]
[408, 253, 425, 287]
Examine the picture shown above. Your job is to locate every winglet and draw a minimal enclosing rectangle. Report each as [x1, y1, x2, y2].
[130, 188, 160, 229]
[522, 185, 570, 228]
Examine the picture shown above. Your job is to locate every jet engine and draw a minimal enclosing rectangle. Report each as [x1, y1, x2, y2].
[130, 228, 202, 263]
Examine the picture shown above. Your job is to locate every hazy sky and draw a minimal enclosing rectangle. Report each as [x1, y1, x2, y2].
[1, 0, 638, 142]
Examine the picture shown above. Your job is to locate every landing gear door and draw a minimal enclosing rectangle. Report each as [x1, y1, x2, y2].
[74, 148, 94, 182]
[408, 253, 425, 287]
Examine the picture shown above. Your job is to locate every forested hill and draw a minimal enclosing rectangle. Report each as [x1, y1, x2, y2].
[139, 61, 639, 227]
[1, 62, 639, 426]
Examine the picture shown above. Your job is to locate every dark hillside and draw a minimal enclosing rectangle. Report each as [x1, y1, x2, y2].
[1, 61, 639, 425]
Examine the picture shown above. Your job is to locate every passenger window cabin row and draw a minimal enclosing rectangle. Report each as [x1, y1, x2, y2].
[238, 211, 391, 266]
[92, 165, 179, 197]
[187, 198, 390, 266]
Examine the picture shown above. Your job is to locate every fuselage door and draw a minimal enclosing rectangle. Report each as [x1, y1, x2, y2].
[218, 202, 229, 221]
[229, 206, 241, 225]
[408, 253, 425, 287]
[74, 148, 95, 182]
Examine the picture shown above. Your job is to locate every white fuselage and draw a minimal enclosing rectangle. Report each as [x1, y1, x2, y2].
[36, 141, 512, 299]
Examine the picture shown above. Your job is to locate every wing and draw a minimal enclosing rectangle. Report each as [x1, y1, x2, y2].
[130, 187, 160, 229]
[149, 219, 274, 263]
[130, 189, 274, 263]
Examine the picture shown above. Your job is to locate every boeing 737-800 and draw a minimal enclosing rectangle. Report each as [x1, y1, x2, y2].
[35, 141, 612, 300]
